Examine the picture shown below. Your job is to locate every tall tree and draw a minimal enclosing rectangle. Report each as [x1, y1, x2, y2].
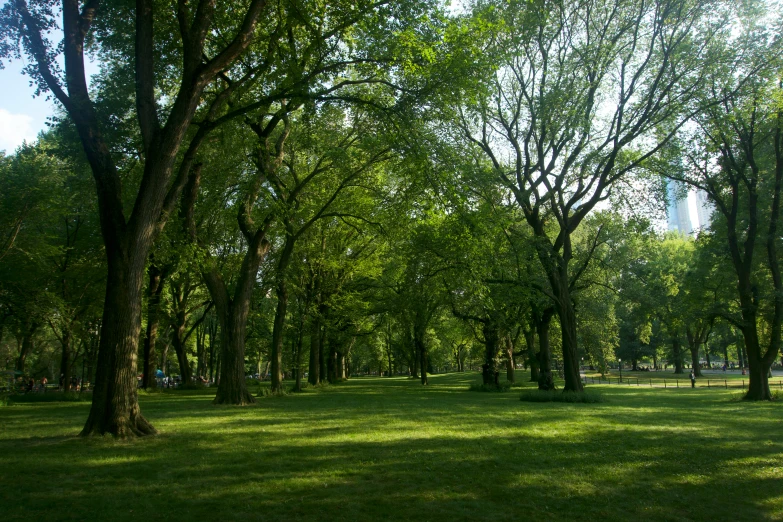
[456, 0, 717, 392]
[1, 0, 268, 436]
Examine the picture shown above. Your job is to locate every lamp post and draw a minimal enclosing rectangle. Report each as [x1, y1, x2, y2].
[619, 358, 622, 383]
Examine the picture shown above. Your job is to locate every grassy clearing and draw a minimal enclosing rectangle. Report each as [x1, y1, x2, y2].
[1, 372, 781, 521]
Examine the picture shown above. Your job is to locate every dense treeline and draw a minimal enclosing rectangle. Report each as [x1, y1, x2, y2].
[0, 0, 781, 436]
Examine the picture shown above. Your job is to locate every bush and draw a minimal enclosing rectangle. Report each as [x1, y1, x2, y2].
[469, 381, 513, 393]
[257, 386, 288, 398]
[519, 389, 604, 403]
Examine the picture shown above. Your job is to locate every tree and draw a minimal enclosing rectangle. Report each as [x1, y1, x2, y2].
[660, 4, 783, 398]
[456, 0, 717, 392]
[1, 0, 269, 436]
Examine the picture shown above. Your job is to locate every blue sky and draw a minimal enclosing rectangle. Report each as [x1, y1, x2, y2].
[0, 58, 57, 153]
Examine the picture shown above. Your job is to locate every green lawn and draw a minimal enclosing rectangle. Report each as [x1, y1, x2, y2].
[584, 369, 783, 390]
[1, 373, 781, 521]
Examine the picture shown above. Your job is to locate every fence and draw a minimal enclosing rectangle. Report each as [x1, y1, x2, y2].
[581, 375, 783, 390]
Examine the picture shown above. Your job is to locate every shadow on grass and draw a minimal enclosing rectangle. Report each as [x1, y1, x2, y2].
[0, 372, 780, 521]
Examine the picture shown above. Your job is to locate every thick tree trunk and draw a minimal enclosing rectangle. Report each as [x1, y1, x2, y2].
[742, 326, 773, 400]
[270, 280, 288, 393]
[15, 321, 37, 373]
[686, 328, 705, 377]
[308, 316, 321, 385]
[556, 294, 583, 392]
[536, 309, 555, 391]
[525, 328, 539, 383]
[672, 338, 684, 374]
[201, 229, 269, 404]
[142, 264, 164, 389]
[81, 255, 157, 437]
[415, 322, 428, 385]
[480, 321, 500, 386]
[689, 344, 702, 377]
[171, 327, 192, 386]
[212, 301, 255, 405]
[327, 335, 338, 384]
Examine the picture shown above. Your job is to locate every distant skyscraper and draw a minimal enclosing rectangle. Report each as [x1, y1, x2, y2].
[666, 180, 692, 234]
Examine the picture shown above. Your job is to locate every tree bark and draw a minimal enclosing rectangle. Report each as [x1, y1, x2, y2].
[170, 280, 193, 386]
[211, 298, 255, 405]
[15, 320, 38, 373]
[308, 315, 321, 385]
[672, 337, 684, 374]
[504, 335, 515, 383]
[415, 319, 428, 385]
[59, 328, 72, 392]
[536, 308, 555, 391]
[480, 320, 500, 386]
[142, 263, 165, 389]
[524, 327, 539, 382]
[270, 237, 295, 393]
[81, 254, 157, 437]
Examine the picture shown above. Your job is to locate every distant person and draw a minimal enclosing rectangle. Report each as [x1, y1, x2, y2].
[689, 370, 696, 388]
[27, 378, 34, 392]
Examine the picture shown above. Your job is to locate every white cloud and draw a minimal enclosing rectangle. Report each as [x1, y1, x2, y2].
[0, 108, 37, 153]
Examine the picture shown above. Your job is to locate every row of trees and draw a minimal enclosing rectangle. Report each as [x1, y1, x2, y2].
[1, 0, 781, 437]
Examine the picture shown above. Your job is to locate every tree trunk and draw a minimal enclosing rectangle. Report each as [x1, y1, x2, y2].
[294, 316, 304, 392]
[327, 334, 338, 384]
[201, 228, 270, 404]
[555, 292, 583, 392]
[536, 308, 555, 391]
[525, 328, 539, 383]
[686, 328, 704, 377]
[270, 279, 288, 393]
[339, 352, 347, 380]
[81, 255, 157, 437]
[196, 321, 207, 381]
[308, 316, 321, 385]
[480, 321, 500, 386]
[59, 329, 72, 392]
[142, 263, 164, 389]
[742, 326, 773, 400]
[415, 320, 428, 385]
[171, 327, 192, 386]
[15, 321, 38, 373]
[319, 326, 328, 383]
[689, 344, 702, 377]
[504, 336, 515, 383]
[672, 337, 684, 374]
[212, 300, 255, 405]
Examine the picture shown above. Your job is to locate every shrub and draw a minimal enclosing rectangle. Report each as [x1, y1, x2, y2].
[519, 389, 604, 403]
[469, 381, 513, 393]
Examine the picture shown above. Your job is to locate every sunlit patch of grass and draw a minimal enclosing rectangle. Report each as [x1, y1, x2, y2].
[0, 371, 780, 521]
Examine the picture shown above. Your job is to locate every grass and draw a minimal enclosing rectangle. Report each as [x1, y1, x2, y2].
[584, 369, 783, 390]
[519, 389, 604, 403]
[1, 372, 781, 521]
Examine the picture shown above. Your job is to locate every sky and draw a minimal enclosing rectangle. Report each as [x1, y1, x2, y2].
[0, 59, 56, 153]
